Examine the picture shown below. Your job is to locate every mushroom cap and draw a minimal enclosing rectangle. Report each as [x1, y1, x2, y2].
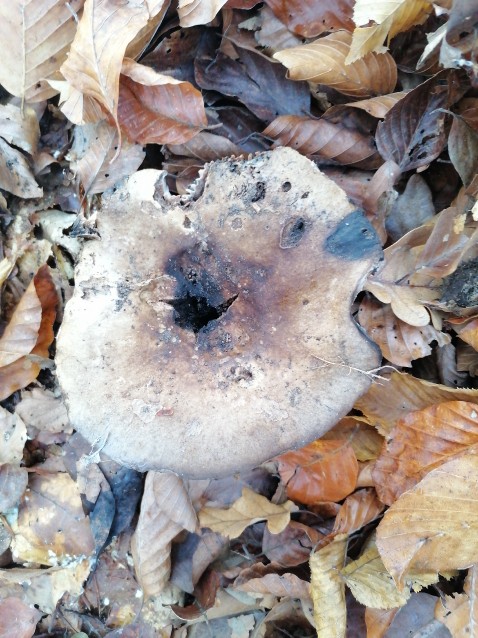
[56, 148, 382, 478]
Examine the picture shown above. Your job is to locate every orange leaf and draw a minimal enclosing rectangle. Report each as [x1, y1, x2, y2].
[264, 0, 355, 38]
[276, 439, 358, 504]
[373, 401, 478, 505]
[333, 488, 385, 535]
[31, 266, 58, 358]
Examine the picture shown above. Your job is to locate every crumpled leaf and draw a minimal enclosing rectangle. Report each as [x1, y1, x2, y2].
[131, 471, 197, 597]
[276, 439, 358, 505]
[0, 464, 28, 512]
[448, 116, 478, 187]
[11, 472, 96, 566]
[326, 417, 385, 462]
[347, 0, 433, 63]
[0, 104, 40, 155]
[376, 453, 478, 587]
[198, 487, 297, 538]
[435, 563, 478, 637]
[262, 521, 322, 567]
[0, 408, 27, 464]
[373, 401, 478, 505]
[264, 0, 355, 38]
[117, 58, 207, 145]
[16, 388, 70, 435]
[309, 534, 348, 638]
[358, 296, 450, 366]
[69, 118, 145, 196]
[0, 138, 42, 199]
[333, 488, 385, 535]
[0, 597, 41, 638]
[59, 0, 149, 125]
[235, 572, 311, 600]
[341, 540, 410, 609]
[274, 31, 397, 98]
[178, 0, 229, 27]
[346, 92, 408, 119]
[0, 0, 85, 102]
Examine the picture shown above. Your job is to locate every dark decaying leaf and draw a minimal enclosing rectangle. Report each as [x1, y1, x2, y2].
[0, 597, 41, 638]
[262, 521, 322, 567]
[264, 0, 355, 37]
[170, 570, 220, 620]
[376, 70, 467, 172]
[141, 26, 205, 84]
[194, 47, 310, 122]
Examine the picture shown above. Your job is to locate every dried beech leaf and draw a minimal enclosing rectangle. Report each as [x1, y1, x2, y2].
[0, 0, 85, 102]
[60, 0, 149, 124]
[309, 534, 348, 638]
[70, 119, 145, 195]
[11, 472, 95, 566]
[199, 487, 297, 538]
[0, 464, 28, 512]
[255, 6, 304, 53]
[30, 266, 58, 359]
[118, 59, 207, 145]
[457, 317, 478, 351]
[365, 607, 399, 638]
[166, 131, 244, 162]
[235, 573, 311, 600]
[262, 521, 322, 567]
[448, 116, 478, 187]
[264, 0, 355, 38]
[326, 417, 385, 461]
[435, 563, 478, 636]
[125, 1, 171, 60]
[346, 92, 408, 119]
[373, 401, 478, 505]
[0, 597, 41, 638]
[131, 471, 197, 597]
[376, 453, 478, 587]
[178, 0, 229, 27]
[356, 371, 478, 436]
[0, 104, 40, 155]
[341, 541, 410, 609]
[359, 296, 450, 367]
[274, 31, 397, 98]
[0, 138, 42, 199]
[376, 70, 465, 172]
[0, 276, 42, 367]
[276, 439, 358, 505]
[386, 174, 435, 242]
[264, 115, 380, 168]
[347, 0, 433, 63]
[333, 488, 385, 535]
[16, 388, 70, 435]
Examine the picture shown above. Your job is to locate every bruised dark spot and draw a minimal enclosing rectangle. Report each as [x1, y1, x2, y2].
[325, 210, 381, 260]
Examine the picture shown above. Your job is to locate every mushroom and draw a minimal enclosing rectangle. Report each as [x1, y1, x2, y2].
[56, 148, 382, 478]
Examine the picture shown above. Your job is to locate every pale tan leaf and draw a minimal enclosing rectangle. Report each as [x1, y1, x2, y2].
[355, 371, 478, 435]
[49, 80, 105, 126]
[326, 417, 384, 461]
[458, 318, 478, 351]
[235, 573, 311, 600]
[309, 534, 347, 638]
[0, 0, 85, 102]
[0, 465, 28, 512]
[365, 606, 399, 638]
[346, 92, 408, 119]
[0, 597, 41, 638]
[365, 280, 432, 326]
[358, 296, 450, 367]
[69, 119, 145, 195]
[274, 31, 397, 98]
[435, 563, 478, 637]
[60, 0, 149, 124]
[11, 473, 95, 566]
[376, 454, 478, 587]
[0, 560, 92, 614]
[0, 104, 40, 155]
[16, 388, 70, 435]
[131, 471, 197, 597]
[0, 276, 42, 367]
[125, 0, 171, 59]
[341, 541, 410, 609]
[0, 138, 42, 198]
[198, 487, 297, 538]
[0, 407, 27, 464]
[347, 0, 433, 63]
[178, 0, 229, 27]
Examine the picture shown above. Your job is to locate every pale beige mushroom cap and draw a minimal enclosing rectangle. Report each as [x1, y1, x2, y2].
[56, 148, 382, 478]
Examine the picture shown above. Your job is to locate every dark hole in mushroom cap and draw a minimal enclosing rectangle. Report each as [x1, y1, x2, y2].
[165, 292, 238, 333]
[280, 216, 309, 248]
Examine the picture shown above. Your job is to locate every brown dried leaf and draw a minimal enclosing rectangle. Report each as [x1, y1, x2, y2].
[276, 439, 358, 505]
[435, 563, 478, 637]
[166, 130, 243, 162]
[0, 104, 40, 155]
[0, 0, 85, 102]
[448, 116, 478, 187]
[457, 317, 478, 351]
[326, 416, 385, 461]
[333, 488, 385, 535]
[0, 276, 42, 367]
[356, 371, 478, 435]
[347, 0, 433, 63]
[0, 465, 28, 512]
[376, 70, 466, 172]
[131, 471, 197, 597]
[358, 296, 450, 367]
[255, 6, 304, 53]
[262, 522, 322, 567]
[346, 92, 408, 119]
[365, 607, 399, 638]
[70, 119, 145, 196]
[376, 453, 478, 587]
[16, 388, 70, 435]
[198, 487, 297, 538]
[178, 0, 228, 27]
[264, 115, 380, 168]
[0, 138, 42, 199]
[264, 0, 355, 37]
[373, 401, 478, 505]
[0, 597, 41, 638]
[118, 59, 207, 145]
[274, 31, 397, 98]
[309, 534, 347, 638]
[235, 572, 311, 600]
[60, 0, 149, 124]
[0, 408, 27, 464]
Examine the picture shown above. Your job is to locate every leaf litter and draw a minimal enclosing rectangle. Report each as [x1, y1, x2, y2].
[0, 0, 478, 636]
